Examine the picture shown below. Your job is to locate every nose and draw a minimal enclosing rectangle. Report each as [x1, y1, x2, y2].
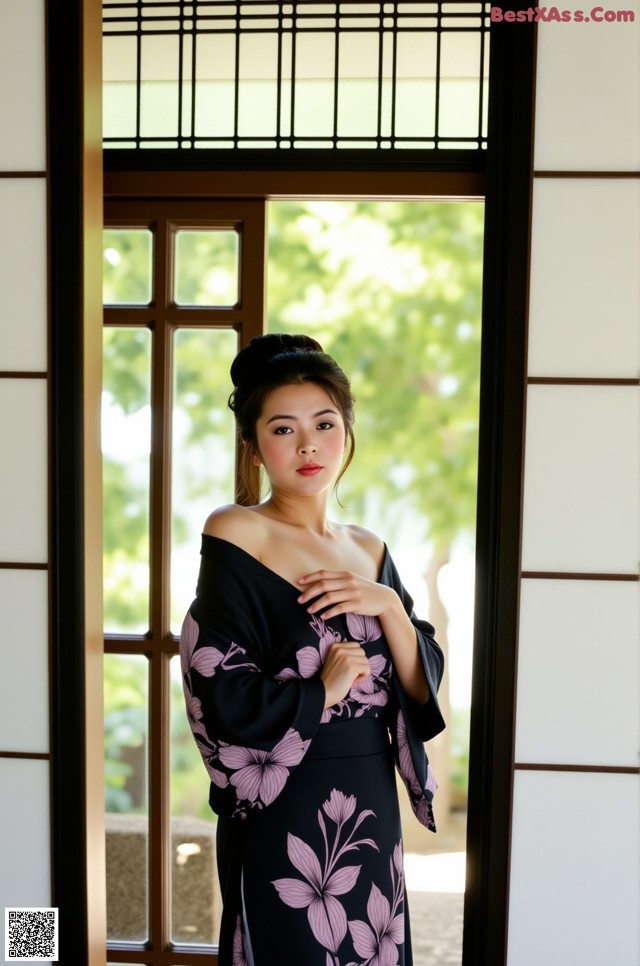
[298, 436, 318, 455]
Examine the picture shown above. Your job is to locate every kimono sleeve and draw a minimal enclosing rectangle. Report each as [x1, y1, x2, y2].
[383, 548, 446, 831]
[179, 545, 326, 818]
[383, 549, 446, 742]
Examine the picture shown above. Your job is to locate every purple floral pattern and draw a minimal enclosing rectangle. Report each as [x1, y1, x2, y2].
[218, 728, 311, 807]
[347, 843, 405, 966]
[273, 790, 379, 955]
[394, 710, 437, 831]
[232, 915, 250, 966]
[275, 613, 392, 723]
[179, 610, 309, 816]
[273, 790, 408, 966]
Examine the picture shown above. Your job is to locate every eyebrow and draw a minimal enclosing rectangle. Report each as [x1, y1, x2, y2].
[265, 408, 338, 425]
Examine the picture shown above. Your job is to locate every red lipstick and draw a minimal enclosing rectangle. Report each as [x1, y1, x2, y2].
[297, 463, 323, 476]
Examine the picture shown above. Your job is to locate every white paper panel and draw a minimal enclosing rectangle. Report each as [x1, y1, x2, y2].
[0, 759, 51, 911]
[0, 0, 46, 170]
[516, 579, 639, 766]
[534, 3, 640, 170]
[0, 379, 48, 563]
[0, 570, 49, 753]
[528, 179, 640, 378]
[508, 771, 640, 966]
[521, 386, 640, 573]
[0, 178, 48, 371]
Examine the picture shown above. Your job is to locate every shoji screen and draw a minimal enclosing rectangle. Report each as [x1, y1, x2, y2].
[507, 7, 640, 966]
[0, 0, 51, 921]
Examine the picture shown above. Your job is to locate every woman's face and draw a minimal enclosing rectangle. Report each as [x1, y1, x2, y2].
[252, 382, 347, 496]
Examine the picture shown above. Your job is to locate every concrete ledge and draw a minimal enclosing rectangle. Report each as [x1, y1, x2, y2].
[106, 812, 222, 944]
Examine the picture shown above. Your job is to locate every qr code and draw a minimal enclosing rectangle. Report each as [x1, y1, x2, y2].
[5, 908, 58, 961]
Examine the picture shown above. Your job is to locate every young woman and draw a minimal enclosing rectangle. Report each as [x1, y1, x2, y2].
[179, 334, 445, 966]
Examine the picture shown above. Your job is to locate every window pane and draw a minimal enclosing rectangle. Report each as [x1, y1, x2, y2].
[174, 230, 239, 306]
[103, 229, 153, 305]
[170, 328, 238, 632]
[104, 653, 149, 943]
[170, 655, 220, 946]
[103, 327, 151, 634]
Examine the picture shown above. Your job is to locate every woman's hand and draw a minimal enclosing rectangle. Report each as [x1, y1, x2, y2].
[300, 568, 431, 705]
[320, 641, 370, 709]
[297, 569, 395, 621]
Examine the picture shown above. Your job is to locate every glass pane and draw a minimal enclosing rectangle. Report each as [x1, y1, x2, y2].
[337, 32, 379, 139]
[170, 328, 238, 632]
[170, 655, 220, 946]
[140, 36, 180, 139]
[102, 327, 151, 634]
[104, 653, 149, 943]
[174, 230, 239, 306]
[238, 33, 278, 138]
[103, 229, 153, 305]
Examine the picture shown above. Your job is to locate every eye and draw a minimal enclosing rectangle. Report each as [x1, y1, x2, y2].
[273, 426, 293, 435]
[318, 421, 334, 431]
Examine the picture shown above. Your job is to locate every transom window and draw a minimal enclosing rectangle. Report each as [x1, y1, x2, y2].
[103, 0, 490, 152]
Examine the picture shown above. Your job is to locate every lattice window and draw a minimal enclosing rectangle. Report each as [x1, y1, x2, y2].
[103, 1, 490, 151]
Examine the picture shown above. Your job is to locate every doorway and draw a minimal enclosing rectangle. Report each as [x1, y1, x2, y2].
[102, 196, 483, 964]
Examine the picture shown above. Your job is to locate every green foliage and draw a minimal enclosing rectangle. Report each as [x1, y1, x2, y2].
[449, 706, 471, 796]
[267, 200, 484, 550]
[104, 655, 147, 812]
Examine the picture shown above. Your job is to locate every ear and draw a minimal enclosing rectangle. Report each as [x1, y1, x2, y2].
[243, 438, 262, 467]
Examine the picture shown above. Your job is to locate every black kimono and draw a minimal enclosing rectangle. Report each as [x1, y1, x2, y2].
[180, 534, 445, 966]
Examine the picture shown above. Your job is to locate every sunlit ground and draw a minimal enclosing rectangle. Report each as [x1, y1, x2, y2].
[405, 851, 466, 894]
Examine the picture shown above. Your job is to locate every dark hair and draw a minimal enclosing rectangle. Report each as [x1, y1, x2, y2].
[228, 333, 355, 505]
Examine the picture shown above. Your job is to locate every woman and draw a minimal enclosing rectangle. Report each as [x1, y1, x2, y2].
[179, 334, 445, 966]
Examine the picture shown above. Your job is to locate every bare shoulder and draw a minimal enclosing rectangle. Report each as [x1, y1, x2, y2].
[343, 523, 386, 571]
[202, 504, 268, 558]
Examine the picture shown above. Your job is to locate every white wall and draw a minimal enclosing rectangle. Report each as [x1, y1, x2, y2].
[2, 4, 638, 965]
[0, 0, 52, 934]
[507, 7, 640, 965]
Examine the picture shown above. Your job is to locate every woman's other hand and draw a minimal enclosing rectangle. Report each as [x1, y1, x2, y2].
[297, 569, 395, 621]
[320, 641, 370, 709]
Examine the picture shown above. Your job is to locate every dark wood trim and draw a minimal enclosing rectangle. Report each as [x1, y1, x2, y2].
[513, 761, 640, 775]
[528, 376, 640, 386]
[0, 371, 48, 379]
[515, 763, 640, 775]
[533, 170, 640, 178]
[102, 946, 217, 965]
[0, 750, 50, 760]
[105, 147, 486, 175]
[48, 0, 106, 961]
[463, 10, 536, 966]
[0, 561, 48, 570]
[0, 171, 47, 178]
[104, 168, 485, 201]
[521, 571, 639, 582]
[104, 305, 246, 330]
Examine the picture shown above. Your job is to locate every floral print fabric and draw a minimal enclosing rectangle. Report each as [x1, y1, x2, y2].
[180, 535, 445, 965]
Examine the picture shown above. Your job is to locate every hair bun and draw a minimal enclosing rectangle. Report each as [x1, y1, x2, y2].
[230, 333, 323, 388]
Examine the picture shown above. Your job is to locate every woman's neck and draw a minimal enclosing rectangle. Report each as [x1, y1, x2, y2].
[257, 491, 334, 537]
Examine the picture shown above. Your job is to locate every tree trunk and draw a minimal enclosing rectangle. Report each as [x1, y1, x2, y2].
[424, 547, 451, 828]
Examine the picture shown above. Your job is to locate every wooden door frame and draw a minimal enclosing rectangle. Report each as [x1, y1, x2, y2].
[49, 1, 536, 961]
